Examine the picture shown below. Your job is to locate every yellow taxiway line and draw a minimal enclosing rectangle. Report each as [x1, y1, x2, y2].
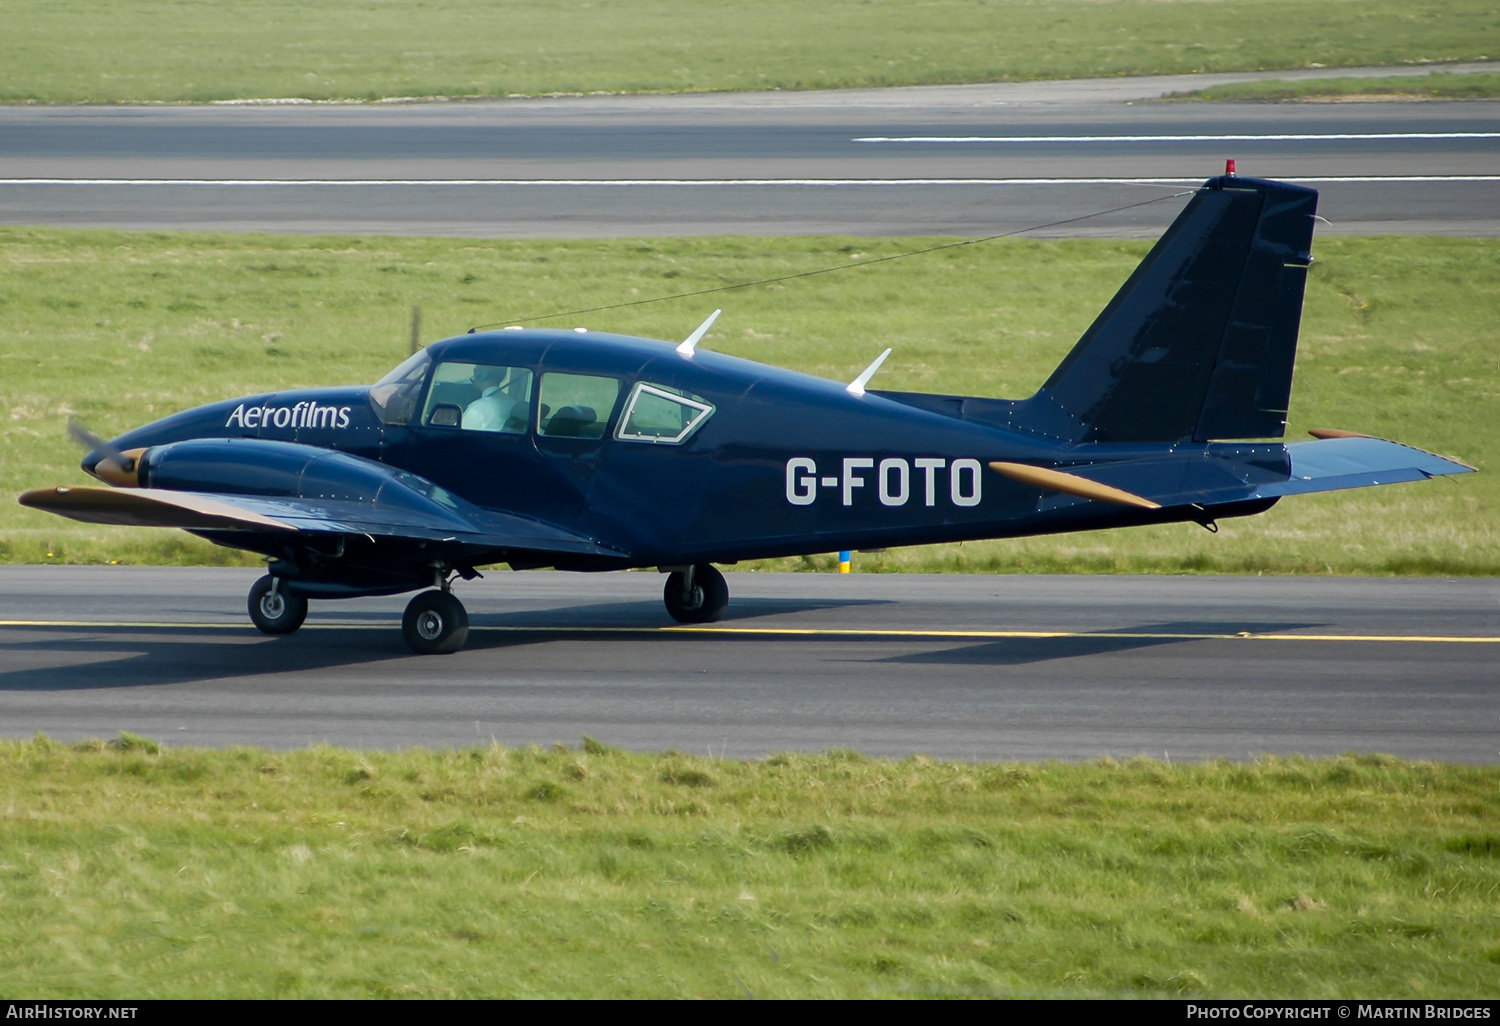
[662, 626, 1500, 644]
[1, 620, 1497, 644]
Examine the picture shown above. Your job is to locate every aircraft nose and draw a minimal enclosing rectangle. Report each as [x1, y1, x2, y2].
[85, 448, 146, 487]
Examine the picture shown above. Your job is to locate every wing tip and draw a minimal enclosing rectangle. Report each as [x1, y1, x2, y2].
[1307, 427, 1372, 440]
[17, 484, 296, 531]
[1307, 429, 1478, 473]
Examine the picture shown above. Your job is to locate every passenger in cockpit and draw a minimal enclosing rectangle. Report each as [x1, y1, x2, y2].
[459, 366, 513, 432]
[461, 366, 518, 432]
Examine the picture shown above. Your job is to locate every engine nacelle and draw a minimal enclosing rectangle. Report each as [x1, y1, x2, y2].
[91, 437, 469, 524]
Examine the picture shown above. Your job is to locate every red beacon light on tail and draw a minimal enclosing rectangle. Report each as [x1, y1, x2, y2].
[1226, 158, 1237, 176]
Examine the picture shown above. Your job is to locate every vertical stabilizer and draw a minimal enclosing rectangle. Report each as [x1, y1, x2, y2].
[1018, 175, 1318, 444]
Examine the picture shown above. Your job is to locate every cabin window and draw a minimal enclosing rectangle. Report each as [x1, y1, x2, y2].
[537, 373, 620, 440]
[368, 349, 432, 426]
[615, 382, 715, 445]
[422, 361, 534, 434]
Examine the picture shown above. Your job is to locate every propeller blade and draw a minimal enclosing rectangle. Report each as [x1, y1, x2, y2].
[67, 417, 141, 485]
[67, 416, 127, 464]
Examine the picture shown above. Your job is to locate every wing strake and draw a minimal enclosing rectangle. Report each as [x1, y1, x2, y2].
[989, 462, 1162, 509]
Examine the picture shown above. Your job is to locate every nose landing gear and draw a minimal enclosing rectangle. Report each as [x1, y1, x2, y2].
[402, 588, 469, 655]
[663, 563, 729, 624]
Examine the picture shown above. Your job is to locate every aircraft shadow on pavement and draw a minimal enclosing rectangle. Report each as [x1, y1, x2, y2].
[278, 595, 890, 628]
[0, 625, 431, 692]
[870, 621, 1324, 668]
[0, 594, 895, 691]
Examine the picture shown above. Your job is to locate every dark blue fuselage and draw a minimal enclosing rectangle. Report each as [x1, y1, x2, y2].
[110, 328, 1279, 569]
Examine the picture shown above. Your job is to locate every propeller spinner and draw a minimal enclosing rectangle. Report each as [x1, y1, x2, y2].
[68, 417, 144, 487]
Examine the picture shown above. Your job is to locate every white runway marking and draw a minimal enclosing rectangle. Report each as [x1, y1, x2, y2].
[2, 176, 1498, 186]
[855, 132, 1500, 143]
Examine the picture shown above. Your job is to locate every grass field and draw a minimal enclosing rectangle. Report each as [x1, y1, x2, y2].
[1170, 71, 1500, 102]
[0, 227, 1495, 575]
[1, 736, 1495, 998]
[2, 0, 1498, 103]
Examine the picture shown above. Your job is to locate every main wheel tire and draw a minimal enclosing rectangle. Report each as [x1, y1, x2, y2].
[663, 563, 729, 624]
[402, 590, 469, 655]
[248, 575, 308, 635]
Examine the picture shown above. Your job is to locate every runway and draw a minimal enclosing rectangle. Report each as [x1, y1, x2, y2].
[1, 567, 1495, 761]
[1, 68, 1497, 236]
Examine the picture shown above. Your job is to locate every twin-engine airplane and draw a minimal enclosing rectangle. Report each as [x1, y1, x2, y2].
[21, 174, 1474, 653]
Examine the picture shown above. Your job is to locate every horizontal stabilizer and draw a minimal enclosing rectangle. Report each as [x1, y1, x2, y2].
[1031, 436, 1474, 511]
[1265, 437, 1475, 498]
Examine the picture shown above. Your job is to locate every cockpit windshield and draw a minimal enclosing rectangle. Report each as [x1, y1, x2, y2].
[368, 349, 432, 426]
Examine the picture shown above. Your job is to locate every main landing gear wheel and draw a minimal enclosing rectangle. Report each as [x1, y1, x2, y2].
[663, 563, 729, 624]
[403, 589, 469, 655]
[248, 575, 307, 635]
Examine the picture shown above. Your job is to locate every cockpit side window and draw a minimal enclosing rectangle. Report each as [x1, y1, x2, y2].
[422, 361, 535, 434]
[368, 349, 432, 426]
[615, 382, 715, 444]
[537, 373, 620, 440]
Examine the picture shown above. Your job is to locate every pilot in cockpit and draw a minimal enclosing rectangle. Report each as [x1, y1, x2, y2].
[461, 365, 523, 432]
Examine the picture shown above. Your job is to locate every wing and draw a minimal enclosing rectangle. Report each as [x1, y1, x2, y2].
[19, 484, 627, 559]
[994, 436, 1474, 512]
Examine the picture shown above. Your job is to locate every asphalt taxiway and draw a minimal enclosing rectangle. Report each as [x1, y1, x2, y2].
[1, 567, 1494, 761]
[1, 64, 1497, 237]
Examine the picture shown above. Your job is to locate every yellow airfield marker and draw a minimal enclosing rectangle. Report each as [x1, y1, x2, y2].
[1, 620, 1497, 644]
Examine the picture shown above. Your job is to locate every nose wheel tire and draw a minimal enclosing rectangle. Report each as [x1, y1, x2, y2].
[403, 590, 469, 655]
[248, 575, 308, 635]
[663, 563, 729, 624]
